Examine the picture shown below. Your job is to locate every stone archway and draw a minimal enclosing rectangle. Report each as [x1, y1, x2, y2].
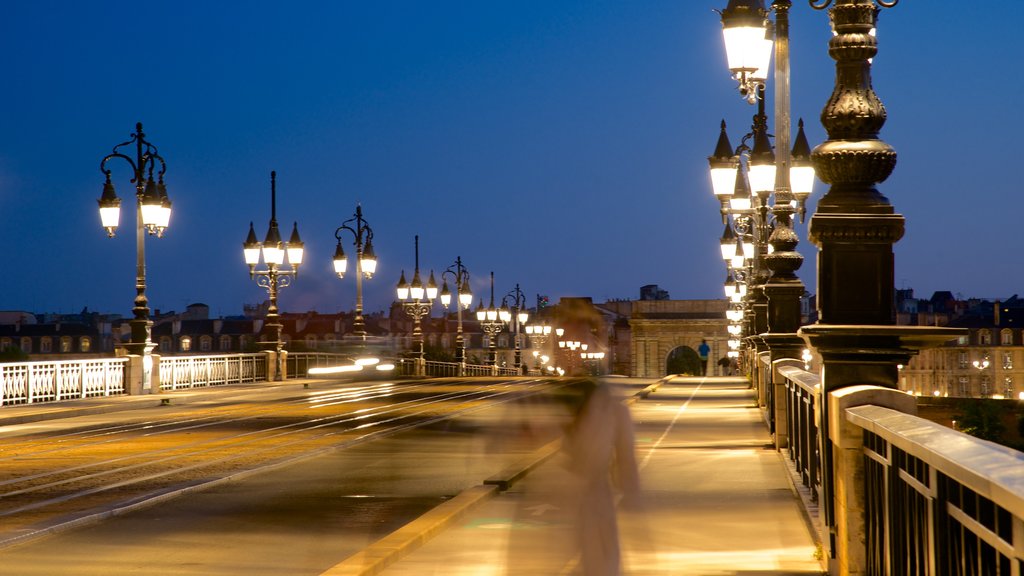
[666, 346, 701, 376]
[628, 300, 729, 378]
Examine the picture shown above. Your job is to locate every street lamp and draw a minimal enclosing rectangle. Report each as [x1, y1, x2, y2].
[439, 256, 473, 374]
[973, 357, 991, 397]
[713, 0, 820, 396]
[333, 205, 376, 340]
[396, 235, 437, 375]
[525, 323, 553, 374]
[501, 284, 530, 373]
[98, 122, 172, 361]
[476, 272, 507, 371]
[243, 171, 303, 381]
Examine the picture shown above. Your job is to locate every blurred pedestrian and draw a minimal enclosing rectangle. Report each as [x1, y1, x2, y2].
[561, 378, 640, 575]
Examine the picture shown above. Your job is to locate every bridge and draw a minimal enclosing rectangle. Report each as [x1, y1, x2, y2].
[1, 354, 1022, 574]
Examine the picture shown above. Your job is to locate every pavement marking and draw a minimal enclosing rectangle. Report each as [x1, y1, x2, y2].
[638, 376, 705, 471]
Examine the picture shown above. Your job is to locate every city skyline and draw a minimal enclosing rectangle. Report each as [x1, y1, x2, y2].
[0, 2, 1018, 318]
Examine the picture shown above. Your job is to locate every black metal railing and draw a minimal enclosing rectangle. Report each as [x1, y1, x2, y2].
[848, 404, 1024, 574]
[779, 364, 821, 504]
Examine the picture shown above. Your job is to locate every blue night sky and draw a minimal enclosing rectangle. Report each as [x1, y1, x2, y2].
[0, 1, 1018, 318]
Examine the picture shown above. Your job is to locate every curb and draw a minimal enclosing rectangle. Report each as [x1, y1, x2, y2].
[319, 439, 563, 576]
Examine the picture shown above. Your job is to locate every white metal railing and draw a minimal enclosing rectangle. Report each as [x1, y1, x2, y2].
[286, 352, 352, 378]
[0, 358, 129, 405]
[159, 354, 266, 390]
[396, 359, 523, 377]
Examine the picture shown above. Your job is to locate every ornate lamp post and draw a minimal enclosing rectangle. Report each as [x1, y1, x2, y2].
[396, 236, 438, 376]
[243, 171, 303, 381]
[501, 284, 529, 373]
[332, 205, 376, 340]
[98, 122, 172, 363]
[439, 257, 473, 375]
[476, 272, 507, 371]
[525, 323, 553, 374]
[715, 0, 820, 431]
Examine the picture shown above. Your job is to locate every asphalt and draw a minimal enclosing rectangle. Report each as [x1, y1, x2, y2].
[0, 376, 826, 575]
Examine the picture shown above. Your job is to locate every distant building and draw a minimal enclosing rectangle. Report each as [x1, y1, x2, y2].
[900, 292, 1024, 399]
[639, 285, 670, 301]
[0, 309, 112, 358]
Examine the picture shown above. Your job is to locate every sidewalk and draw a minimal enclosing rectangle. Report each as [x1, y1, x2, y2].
[328, 377, 825, 575]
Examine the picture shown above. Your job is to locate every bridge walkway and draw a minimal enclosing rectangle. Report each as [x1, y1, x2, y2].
[355, 376, 825, 575]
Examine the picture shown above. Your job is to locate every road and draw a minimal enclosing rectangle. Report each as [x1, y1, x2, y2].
[0, 376, 569, 575]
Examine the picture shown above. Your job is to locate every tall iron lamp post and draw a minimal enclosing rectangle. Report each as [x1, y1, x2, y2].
[396, 235, 438, 376]
[98, 122, 172, 368]
[332, 205, 376, 340]
[243, 171, 303, 381]
[501, 284, 529, 373]
[476, 272, 507, 371]
[439, 257, 473, 375]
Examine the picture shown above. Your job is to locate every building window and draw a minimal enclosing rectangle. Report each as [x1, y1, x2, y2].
[1, 337, 11, 351]
[159, 336, 172, 353]
[60, 337, 72, 353]
[80, 337, 91, 353]
[1004, 377, 1014, 398]
[306, 335, 317, 349]
[1003, 352, 1013, 370]
[219, 336, 232, 351]
[979, 330, 992, 345]
[957, 335, 969, 345]
[239, 335, 253, 351]
[980, 377, 990, 397]
[180, 336, 192, 352]
[1001, 329, 1014, 346]
[20, 337, 32, 354]
[958, 351, 968, 369]
[40, 337, 52, 353]
[199, 336, 212, 352]
[958, 376, 969, 396]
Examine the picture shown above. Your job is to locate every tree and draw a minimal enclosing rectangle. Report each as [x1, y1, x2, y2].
[954, 399, 1006, 442]
[0, 347, 29, 363]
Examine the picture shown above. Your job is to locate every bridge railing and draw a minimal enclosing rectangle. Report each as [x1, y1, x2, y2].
[286, 352, 353, 378]
[395, 359, 523, 377]
[851, 402, 1024, 574]
[774, 365, 1024, 573]
[159, 353, 266, 391]
[0, 358, 129, 406]
[778, 364, 821, 506]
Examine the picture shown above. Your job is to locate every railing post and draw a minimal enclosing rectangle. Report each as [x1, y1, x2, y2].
[150, 354, 162, 393]
[125, 354, 146, 395]
[264, 350, 278, 381]
[771, 359, 801, 449]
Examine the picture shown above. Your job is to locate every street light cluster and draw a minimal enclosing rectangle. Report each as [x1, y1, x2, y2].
[710, 0, 816, 362]
[95, 124, 597, 379]
[243, 171, 304, 380]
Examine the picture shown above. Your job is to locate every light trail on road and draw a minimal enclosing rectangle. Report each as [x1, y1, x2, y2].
[0, 377, 556, 549]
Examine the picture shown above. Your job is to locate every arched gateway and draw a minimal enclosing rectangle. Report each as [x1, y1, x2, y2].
[629, 300, 729, 378]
